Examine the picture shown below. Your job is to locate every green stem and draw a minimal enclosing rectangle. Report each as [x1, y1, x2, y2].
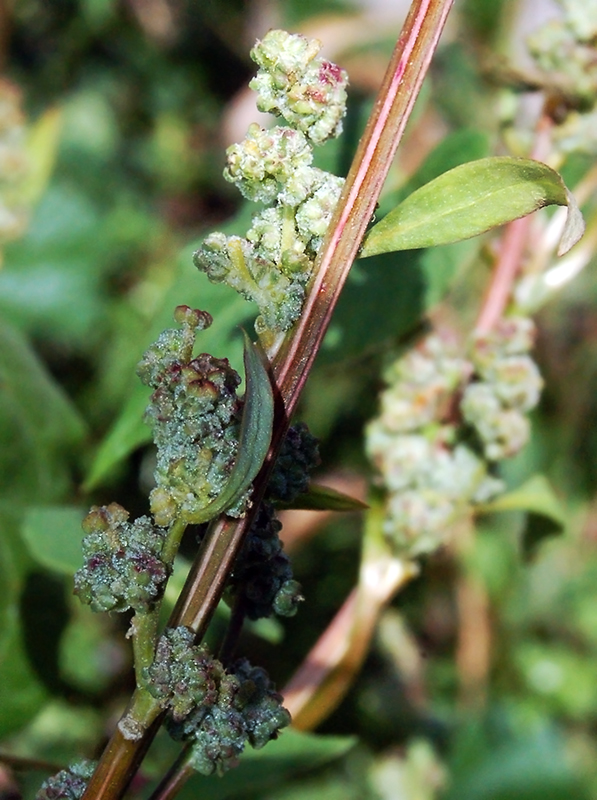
[162, 518, 188, 567]
[130, 610, 160, 686]
[80, 3, 454, 798]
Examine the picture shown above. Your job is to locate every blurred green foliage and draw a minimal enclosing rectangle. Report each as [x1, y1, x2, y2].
[1, 0, 597, 799]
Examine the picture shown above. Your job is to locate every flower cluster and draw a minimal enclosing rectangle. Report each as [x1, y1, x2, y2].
[367, 320, 542, 558]
[35, 760, 96, 800]
[0, 79, 29, 250]
[74, 503, 169, 613]
[462, 317, 543, 461]
[145, 627, 290, 776]
[194, 30, 348, 338]
[527, 0, 597, 153]
[367, 336, 502, 557]
[136, 305, 247, 526]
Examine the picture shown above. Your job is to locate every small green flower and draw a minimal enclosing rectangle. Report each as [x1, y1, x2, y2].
[74, 504, 169, 613]
[35, 761, 96, 800]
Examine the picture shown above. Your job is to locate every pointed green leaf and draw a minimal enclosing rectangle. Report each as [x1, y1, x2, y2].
[0, 316, 86, 504]
[361, 157, 585, 257]
[479, 474, 565, 532]
[184, 332, 273, 524]
[21, 506, 86, 575]
[277, 483, 369, 512]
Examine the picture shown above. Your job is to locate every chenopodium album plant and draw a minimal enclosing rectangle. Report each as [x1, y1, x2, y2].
[35, 7, 593, 798]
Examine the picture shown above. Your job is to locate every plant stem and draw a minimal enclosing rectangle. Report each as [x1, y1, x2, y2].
[146, 747, 194, 800]
[130, 610, 160, 686]
[81, 3, 454, 797]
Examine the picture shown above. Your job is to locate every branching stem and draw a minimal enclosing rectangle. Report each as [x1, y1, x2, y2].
[81, 3, 454, 797]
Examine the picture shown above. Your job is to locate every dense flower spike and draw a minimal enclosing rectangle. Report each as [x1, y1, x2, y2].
[526, 0, 597, 153]
[367, 318, 544, 557]
[74, 504, 169, 613]
[35, 760, 96, 800]
[137, 306, 247, 525]
[146, 628, 290, 776]
[194, 30, 347, 337]
[462, 317, 543, 461]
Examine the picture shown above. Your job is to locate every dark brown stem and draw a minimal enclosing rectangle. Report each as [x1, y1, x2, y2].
[81, 3, 454, 797]
[218, 595, 247, 666]
[146, 747, 194, 800]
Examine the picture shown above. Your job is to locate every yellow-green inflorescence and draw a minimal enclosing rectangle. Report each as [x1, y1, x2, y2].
[367, 318, 543, 558]
[194, 30, 348, 338]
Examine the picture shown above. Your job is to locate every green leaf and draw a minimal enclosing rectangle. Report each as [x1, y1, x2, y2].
[277, 483, 368, 512]
[480, 474, 565, 524]
[361, 157, 584, 257]
[479, 474, 566, 548]
[320, 131, 489, 364]
[178, 730, 356, 800]
[21, 506, 86, 575]
[184, 332, 273, 524]
[0, 613, 48, 738]
[0, 316, 86, 504]
[0, 508, 47, 738]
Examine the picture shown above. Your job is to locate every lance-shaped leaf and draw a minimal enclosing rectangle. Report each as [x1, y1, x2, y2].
[479, 473, 565, 528]
[276, 483, 369, 512]
[184, 332, 274, 524]
[479, 473, 566, 556]
[361, 157, 585, 258]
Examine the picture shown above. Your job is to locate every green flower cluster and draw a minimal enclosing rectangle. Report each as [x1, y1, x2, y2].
[0, 79, 29, 247]
[35, 760, 96, 800]
[194, 30, 347, 338]
[74, 503, 169, 613]
[367, 335, 503, 557]
[462, 317, 543, 461]
[249, 28, 348, 145]
[145, 627, 290, 776]
[136, 305, 246, 526]
[527, 0, 597, 153]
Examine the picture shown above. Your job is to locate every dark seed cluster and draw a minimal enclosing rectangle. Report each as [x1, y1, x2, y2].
[145, 627, 290, 776]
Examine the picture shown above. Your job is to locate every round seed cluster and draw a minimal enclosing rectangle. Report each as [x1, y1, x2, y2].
[145, 627, 290, 776]
[74, 503, 169, 613]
